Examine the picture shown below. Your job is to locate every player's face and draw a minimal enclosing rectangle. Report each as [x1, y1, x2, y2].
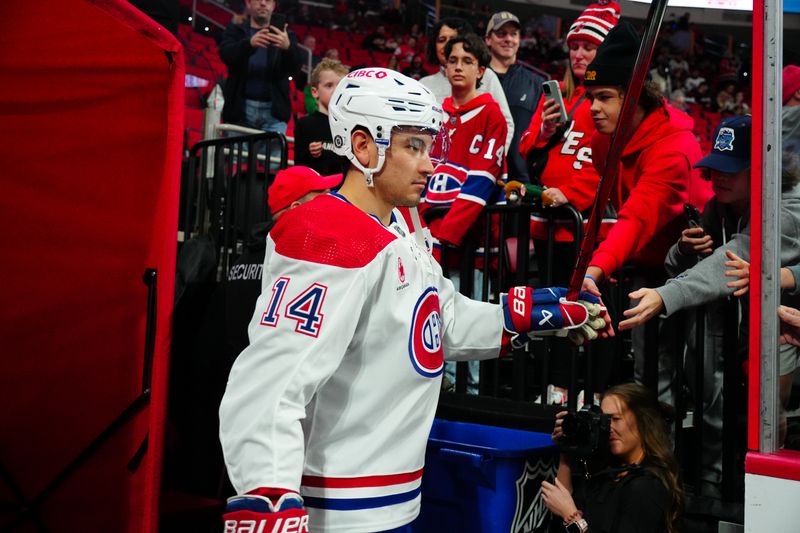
[569, 39, 598, 81]
[311, 70, 343, 112]
[710, 168, 750, 209]
[246, 0, 275, 26]
[587, 86, 624, 135]
[602, 394, 644, 465]
[375, 131, 435, 207]
[435, 25, 459, 66]
[445, 43, 484, 92]
[485, 23, 520, 62]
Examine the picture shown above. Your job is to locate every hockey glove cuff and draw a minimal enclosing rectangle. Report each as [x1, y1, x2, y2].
[502, 287, 588, 336]
[224, 489, 308, 533]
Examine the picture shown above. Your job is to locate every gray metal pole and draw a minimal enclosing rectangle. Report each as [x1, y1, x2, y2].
[759, 0, 783, 454]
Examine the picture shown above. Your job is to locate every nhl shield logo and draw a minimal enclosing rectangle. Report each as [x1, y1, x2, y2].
[714, 127, 735, 152]
[509, 457, 558, 533]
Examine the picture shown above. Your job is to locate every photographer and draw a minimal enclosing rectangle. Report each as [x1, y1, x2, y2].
[541, 383, 682, 533]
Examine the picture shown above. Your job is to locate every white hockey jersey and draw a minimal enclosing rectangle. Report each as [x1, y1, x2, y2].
[219, 193, 507, 532]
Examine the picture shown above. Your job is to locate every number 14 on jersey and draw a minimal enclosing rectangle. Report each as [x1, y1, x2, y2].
[260, 277, 328, 338]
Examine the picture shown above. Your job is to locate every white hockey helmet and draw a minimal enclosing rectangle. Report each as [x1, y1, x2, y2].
[328, 67, 446, 185]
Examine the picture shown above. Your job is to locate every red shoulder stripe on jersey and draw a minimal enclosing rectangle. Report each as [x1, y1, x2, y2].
[301, 468, 423, 488]
[271, 195, 397, 268]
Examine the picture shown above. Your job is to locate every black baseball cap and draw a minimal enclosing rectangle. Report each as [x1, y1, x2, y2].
[694, 115, 751, 174]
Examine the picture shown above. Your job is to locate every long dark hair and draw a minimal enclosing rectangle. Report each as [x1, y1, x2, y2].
[602, 383, 684, 533]
[425, 17, 473, 66]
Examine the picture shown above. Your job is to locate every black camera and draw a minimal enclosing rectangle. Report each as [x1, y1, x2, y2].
[558, 407, 611, 457]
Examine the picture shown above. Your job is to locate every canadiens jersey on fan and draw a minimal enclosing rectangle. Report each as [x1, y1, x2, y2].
[219, 193, 506, 533]
[420, 92, 508, 246]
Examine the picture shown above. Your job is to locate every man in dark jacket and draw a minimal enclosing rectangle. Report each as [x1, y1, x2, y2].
[485, 10, 544, 183]
[218, 0, 302, 134]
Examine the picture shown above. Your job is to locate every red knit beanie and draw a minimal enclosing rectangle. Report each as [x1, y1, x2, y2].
[783, 65, 800, 105]
[566, 0, 621, 47]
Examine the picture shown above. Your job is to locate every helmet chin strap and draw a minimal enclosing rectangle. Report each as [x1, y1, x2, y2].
[348, 148, 387, 187]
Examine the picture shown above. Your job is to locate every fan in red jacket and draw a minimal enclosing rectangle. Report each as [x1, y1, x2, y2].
[519, 0, 621, 244]
[580, 21, 713, 288]
[580, 21, 713, 399]
[420, 34, 507, 249]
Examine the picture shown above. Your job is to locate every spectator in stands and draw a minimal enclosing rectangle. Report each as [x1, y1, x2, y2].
[395, 36, 418, 66]
[579, 21, 713, 403]
[690, 80, 714, 111]
[218, 0, 302, 136]
[402, 54, 427, 81]
[323, 48, 340, 61]
[224, 166, 342, 363]
[361, 25, 386, 52]
[716, 82, 737, 114]
[732, 90, 751, 115]
[543, 382, 683, 533]
[518, 1, 620, 406]
[622, 120, 800, 477]
[718, 51, 741, 83]
[294, 59, 350, 176]
[782, 65, 800, 145]
[484, 10, 545, 183]
[684, 67, 706, 94]
[419, 33, 508, 394]
[420, 17, 514, 151]
[669, 89, 689, 113]
[420, 33, 507, 248]
[299, 34, 321, 114]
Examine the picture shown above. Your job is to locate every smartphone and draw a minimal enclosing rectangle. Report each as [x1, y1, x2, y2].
[542, 79, 568, 124]
[269, 12, 287, 30]
[683, 202, 702, 229]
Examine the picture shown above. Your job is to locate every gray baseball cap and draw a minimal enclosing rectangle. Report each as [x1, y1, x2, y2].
[486, 11, 520, 36]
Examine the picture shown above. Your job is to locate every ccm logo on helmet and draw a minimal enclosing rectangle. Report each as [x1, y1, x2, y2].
[347, 69, 388, 79]
[408, 287, 444, 378]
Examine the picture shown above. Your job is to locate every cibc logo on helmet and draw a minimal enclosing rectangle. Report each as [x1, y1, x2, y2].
[346, 69, 388, 79]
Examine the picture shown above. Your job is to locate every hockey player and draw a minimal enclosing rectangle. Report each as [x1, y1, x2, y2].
[219, 67, 610, 533]
[419, 32, 507, 248]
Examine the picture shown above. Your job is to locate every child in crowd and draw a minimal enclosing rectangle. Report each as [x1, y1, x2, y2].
[620, 117, 800, 493]
[419, 33, 506, 249]
[294, 59, 350, 175]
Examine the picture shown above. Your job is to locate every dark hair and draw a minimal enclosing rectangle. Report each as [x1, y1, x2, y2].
[783, 141, 800, 192]
[602, 383, 684, 533]
[443, 33, 491, 89]
[617, 81, 665, 115]
[425, 17, 473, 66]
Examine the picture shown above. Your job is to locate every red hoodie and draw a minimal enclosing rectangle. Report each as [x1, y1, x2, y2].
[519, 84, 610, 242]
[420, 92, 507, 246]
[588, 104, 713, 277]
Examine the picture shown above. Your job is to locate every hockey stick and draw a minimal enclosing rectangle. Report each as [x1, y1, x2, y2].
[566, 0, 670, 300]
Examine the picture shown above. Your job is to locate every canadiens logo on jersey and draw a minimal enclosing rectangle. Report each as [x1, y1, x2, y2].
[424, 162, 466, 205]
[408, 287, 444, 378]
